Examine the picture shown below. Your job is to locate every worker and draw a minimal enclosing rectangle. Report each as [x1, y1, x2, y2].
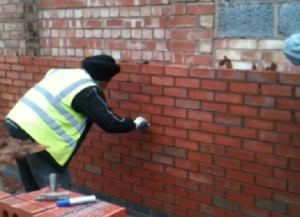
[283, 33, 300, 65]
[3, 54, 149, 193]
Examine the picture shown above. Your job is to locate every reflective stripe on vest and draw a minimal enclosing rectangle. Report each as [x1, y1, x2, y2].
[19, 77, 94, 149]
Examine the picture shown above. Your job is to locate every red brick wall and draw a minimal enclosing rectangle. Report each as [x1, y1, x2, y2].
[1, 55, 300, 217]
[37, 0, 214, 66]
[0, 0, 39, 56]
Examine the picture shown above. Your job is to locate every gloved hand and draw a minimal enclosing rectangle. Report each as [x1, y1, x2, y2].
[134, 116, 150, 130]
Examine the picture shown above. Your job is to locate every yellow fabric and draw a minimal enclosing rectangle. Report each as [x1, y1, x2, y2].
[6, 68, 98, 166]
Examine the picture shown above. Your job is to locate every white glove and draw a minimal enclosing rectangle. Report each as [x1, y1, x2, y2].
[134, 116, 150, 130]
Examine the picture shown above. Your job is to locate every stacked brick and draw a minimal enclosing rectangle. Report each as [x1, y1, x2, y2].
[0, 188, 126, 217]
[1, 55, 300, 217]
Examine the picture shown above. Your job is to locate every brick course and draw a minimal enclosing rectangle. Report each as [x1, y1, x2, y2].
[0, 55, 300, 216]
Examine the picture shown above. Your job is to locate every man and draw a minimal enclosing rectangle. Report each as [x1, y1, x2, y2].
[4, 54, 149, 192]
[283, 33, 300, 65]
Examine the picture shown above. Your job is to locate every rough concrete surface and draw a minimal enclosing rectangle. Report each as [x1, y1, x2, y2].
[218, 3, 273, 37]
[278, 1, 300, 37]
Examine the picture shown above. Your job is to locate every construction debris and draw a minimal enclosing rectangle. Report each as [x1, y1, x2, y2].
[0, 172, 23, 194]
[0, 135, 48, 162]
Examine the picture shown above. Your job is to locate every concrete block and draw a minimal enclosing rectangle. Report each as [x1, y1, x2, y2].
[218, 3, 273, 37]
[278, 2, 300, 37]
[213, 197, 240, 212]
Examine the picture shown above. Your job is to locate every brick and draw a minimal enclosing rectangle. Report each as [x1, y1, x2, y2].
[244, 118, 274, 130]
[256, 176, 287, 191]
[175, 197, 199, 211]
[175, 158, 198, 171]
[288, 183, 300, 195]
[164, 87, 187, 98]
[227, 191, 255, 206]
[188, 191, 212, 204]
[188, 110, 213, 122]
[245, 95, 275, 107]
[273, 192, 300, 206]
[247, 72, 277, 83]
[200, 143, 225, 155]
[217, 70, 246, 80]
[176, 98, 200, 109]
[258, 130, 290, 145]
[213, 197, 240, 212]
[276, 122, 300, 134]
[153, 173, 175, 185]
[202, 101, 227, 112]
[279, 74, 300, 85]
[201, 122, 227, 134]
[242, 184, 272, 199]
[214, 135, 242, 148]
[256, 197, 287, 214]
[200, 164, 225, 177]
[200, 204, 227, 217]
[243, 140, 274, 154]
[200, 79, 227, 90]
[214, 156, 241, 169]
[151, 76, 174, 86]
[229, 104, 258, 116]
[288, 205, 300, 217]
[275, 145, 300, 159]
[242, 162, 272, 176]
[188, 151, 212, 164]
[175, 118, 200, 130]
[152, 96, 174, 106]
[168, 16, 196, 27]
[175, 77, 199, 88]
[153, 191, 174, 203]
[256, 153, 288, 168]
[188, 89, 214, 101]
[170, 41, 195, 52]
[189, 68, 215, 78]
[175, 178, 199, 191]
[174, 138, 199, 151]
[260, 84, 292, 96]
[276, 98, 300, 110]
[226, 169, 254, 184]
[240, 205, 270, 217]
[165, 166, 187, 178]
[164, 203, 187, 216]
[188, 131, 213, 143]
[165, 65, 189, 77]
[214, 177, 241, 191]
[228, 126, 257, 139]
[215, 92, 243, 104]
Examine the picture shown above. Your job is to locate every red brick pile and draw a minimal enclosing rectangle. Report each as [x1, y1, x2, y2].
[0, 188, 126, 217]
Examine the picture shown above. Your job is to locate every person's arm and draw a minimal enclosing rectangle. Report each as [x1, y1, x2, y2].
[71, 86, 137, 133]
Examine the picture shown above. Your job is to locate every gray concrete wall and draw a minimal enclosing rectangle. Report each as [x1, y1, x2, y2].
[217, 0, 300, 38]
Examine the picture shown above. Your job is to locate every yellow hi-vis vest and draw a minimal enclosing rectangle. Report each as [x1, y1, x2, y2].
[6, 68, 98, 166]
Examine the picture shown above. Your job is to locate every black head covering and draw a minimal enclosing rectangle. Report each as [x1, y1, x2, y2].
[81, 54, 120, 81]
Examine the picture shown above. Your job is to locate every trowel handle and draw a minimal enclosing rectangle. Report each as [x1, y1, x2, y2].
[49, 173, 57, 191]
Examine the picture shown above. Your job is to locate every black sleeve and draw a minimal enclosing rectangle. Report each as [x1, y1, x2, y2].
[71, 86, 136, 133]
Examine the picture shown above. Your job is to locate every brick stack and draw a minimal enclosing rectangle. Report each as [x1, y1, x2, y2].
[0, 188, 126, 217]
